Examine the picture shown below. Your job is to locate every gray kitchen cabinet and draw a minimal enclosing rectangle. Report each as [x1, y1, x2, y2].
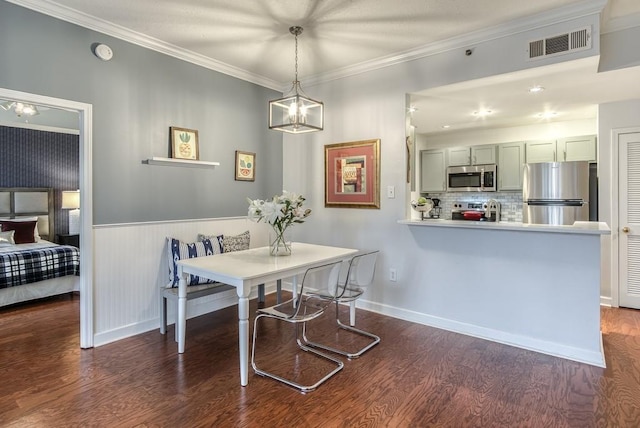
[448, 145, 497, 166]
[447, 147, 471, 166]
[420, 149, 446, 192]
[526, 136, 596, 163]
[472, 144, 497, 165]
[498, 142, 525, 190]
[557, 135, 597, 162]
[525, 140, 557, 163]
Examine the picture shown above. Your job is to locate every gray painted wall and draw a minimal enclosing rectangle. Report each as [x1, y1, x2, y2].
[0, 2, 283, 225]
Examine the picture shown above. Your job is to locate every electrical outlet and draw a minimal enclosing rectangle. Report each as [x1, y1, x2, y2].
[390, 268, 397, 282]
[387, 185, 395, 199]
[511, 203, 517, 212]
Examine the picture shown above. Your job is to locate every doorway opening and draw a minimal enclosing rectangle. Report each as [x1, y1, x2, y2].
[0, 87, 94, 348]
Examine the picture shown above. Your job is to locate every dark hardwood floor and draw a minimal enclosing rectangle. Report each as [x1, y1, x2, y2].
[1, 293, 639, 427]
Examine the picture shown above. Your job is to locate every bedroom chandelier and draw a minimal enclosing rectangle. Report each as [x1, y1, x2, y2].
[0, 101, 39, 117]
[269, 26, 324, 134]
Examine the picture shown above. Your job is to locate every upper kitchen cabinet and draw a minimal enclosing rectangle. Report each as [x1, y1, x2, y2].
[498, 142, 525, 191]
[557, 135, 597, 162]
[525, 136, 596, 163]
[525, 140, 557, 163]
[420, 149, 446, 192]
[447, 147, 471, 166]
[472, 145, 497, 165]
[448, 145, 497, 166]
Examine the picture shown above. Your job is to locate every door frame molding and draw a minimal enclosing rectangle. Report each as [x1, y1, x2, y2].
[0, 87, 94, 348]
[611, 126, 640, 308]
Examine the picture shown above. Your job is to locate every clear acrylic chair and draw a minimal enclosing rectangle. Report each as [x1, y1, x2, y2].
[251, 261, 344, 393]
[302, 250, 380, 359]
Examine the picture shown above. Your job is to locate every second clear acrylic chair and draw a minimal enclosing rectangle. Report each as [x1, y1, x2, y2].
[251, 260, 344, 393]
[302, 250, 380, 359]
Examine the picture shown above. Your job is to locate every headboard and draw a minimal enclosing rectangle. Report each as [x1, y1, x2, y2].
[0, 187, 55, 241]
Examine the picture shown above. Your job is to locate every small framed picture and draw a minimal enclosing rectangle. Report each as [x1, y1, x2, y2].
[170, 127, 199, 160]
[235, 151, 256, 181]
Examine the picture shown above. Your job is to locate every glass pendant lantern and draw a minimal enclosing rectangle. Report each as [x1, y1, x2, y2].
[269, 26, 324, 134]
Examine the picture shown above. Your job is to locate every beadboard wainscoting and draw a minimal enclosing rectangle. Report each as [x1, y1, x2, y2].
[92, 217, 270, 347]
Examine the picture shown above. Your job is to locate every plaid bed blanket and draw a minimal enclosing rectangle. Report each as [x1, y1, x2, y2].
[0, 245, 80, 288]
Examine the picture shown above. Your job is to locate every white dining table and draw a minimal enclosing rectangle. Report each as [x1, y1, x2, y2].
[176, 242, 358, 386]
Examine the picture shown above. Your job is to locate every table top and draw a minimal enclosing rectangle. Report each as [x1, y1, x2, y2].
[177, 242, 359, 287]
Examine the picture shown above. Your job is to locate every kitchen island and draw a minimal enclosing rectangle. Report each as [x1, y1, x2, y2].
[399, 219, 610, 367]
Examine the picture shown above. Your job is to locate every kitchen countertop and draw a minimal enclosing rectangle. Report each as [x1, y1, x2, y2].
[398, 219, 611, 235]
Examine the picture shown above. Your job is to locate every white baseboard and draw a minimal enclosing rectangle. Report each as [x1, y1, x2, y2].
[600, 296, 612, 307]
[355, 298, 605, 368]
[94, 285, 276, 347]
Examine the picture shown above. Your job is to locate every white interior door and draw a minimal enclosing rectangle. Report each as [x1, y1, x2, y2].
[619, 132, 640, 309]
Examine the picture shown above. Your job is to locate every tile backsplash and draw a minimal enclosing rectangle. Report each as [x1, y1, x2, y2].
[422, 191, 523, 222]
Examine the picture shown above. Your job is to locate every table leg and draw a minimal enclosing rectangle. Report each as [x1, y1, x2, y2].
[258, 283, 265, 303]
[178, 274, 187, 353]
[276, 279, 282, 303]
[238, 292, 250, 386]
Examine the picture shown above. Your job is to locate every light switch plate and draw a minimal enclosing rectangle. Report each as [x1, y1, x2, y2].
[387, 185, 395, 198]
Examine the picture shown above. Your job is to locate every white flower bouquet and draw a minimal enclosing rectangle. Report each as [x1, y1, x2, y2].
[247, 191, 311, 255]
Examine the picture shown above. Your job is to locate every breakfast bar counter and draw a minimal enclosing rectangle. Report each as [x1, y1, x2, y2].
[399, 219, 611, 235]
[399, 218, 610, 367]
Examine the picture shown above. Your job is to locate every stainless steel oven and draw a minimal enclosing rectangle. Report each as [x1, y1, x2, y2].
[446, 164, 497, 192]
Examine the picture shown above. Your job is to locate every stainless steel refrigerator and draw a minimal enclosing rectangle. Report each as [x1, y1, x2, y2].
[523, 161, 590, 225]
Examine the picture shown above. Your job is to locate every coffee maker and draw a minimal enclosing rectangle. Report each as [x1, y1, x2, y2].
[430, 198, 442, 218]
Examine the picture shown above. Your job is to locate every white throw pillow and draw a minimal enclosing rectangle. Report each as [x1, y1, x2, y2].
[0, 230, 15, 246]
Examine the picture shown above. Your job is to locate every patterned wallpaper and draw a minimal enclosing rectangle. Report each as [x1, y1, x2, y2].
[0, 125, 79, 239]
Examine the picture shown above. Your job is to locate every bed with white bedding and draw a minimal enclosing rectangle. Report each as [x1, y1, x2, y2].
[0, 188, 80, 307]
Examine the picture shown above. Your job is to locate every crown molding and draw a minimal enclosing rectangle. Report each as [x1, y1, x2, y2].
[9, 0, 610, 91]
[302, 0, 608, 87]
[601, 11, 640, 34]
[0, 121, 79, 135]
[6, 0, 283, 91]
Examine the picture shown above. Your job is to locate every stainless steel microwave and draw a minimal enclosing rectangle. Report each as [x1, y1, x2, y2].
[446, 164, 497, 192]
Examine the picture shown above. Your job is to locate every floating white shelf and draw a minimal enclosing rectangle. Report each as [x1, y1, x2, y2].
[143, 157, 220, 168]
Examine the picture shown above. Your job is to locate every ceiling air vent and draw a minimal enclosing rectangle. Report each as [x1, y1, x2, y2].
[527, 26, 591, 60]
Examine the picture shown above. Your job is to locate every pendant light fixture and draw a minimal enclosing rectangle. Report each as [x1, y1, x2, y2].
[269, 26, 324, 134]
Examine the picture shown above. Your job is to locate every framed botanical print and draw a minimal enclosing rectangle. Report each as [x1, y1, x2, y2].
[325, 139, 380, 209]
[235, 150, 255, 181]
[170, 127, 199, 160]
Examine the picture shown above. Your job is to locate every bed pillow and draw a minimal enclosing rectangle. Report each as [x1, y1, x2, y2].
[0, 216, 41, 241]
[0, 230, 15, 246]
[167, 237, 223, 287]
[198, 231, 250, 253]
[0, 220, 37, 244]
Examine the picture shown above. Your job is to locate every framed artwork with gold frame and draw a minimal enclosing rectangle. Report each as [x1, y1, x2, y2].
[325, 139, 380, 209]
[235, 150, 256, 181]
[170, 127, 199, 160]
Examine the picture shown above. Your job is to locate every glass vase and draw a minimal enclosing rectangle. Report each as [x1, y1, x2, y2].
[269, 226, 292, 256]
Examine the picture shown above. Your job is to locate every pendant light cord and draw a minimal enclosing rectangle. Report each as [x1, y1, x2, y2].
[294, 30, 299, 86]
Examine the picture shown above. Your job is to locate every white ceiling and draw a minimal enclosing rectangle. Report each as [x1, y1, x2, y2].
[5, 0, 640, 133]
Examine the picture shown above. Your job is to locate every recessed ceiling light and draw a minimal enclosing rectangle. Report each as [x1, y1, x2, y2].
[528, 85, 545, 93]
[408, 107, 418, 113]
[473, 109, 493, 117]
[536, 111, 558, 119]
[441, 125, 451, 129]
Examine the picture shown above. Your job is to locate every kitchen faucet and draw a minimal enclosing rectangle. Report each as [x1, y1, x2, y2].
[485, 199, 501, 221]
